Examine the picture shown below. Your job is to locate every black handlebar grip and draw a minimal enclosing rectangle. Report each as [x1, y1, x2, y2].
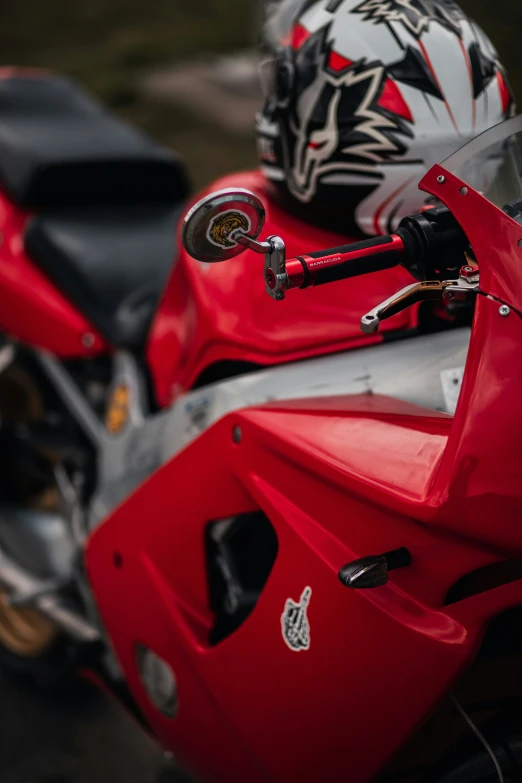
[304, 235, 396, 260]
[297, 234, 405, 287]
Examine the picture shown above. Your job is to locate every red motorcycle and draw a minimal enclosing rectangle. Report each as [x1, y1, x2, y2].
[0, 69, 521, 783]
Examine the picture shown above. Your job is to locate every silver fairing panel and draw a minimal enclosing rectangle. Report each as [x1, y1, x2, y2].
[89, 327, 470, 527]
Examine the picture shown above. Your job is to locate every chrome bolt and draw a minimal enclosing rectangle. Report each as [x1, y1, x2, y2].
[437, 175, 446, 184]
[459, 186, 468, 196]
[232, 425, 242, 444]
[499, 305, 511, 317]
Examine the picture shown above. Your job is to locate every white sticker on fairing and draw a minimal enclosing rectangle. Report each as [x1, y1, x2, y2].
[281, 586, 312, 652]
[440, 367, 465, 415]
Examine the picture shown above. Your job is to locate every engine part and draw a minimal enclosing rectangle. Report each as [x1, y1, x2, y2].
[0, 548, 100, 644]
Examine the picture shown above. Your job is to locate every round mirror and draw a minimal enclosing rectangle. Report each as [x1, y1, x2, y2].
[181, 188, 265, 262]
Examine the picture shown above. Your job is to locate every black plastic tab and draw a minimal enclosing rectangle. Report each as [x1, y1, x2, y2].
[338, 547, 411, 590]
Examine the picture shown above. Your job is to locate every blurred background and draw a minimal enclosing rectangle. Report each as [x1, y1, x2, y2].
[1, 0, 521, 191]
[0, 1, 521, 781]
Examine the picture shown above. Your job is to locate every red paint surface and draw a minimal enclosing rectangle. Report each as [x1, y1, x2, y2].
[328, 50, 353, 73]
[418, 164, 522, 553]
[86, 389, 522, 783]
[497, 70, 512, 115]
[0, 192, 107, 356]
[378, 78, 413, 122]
[147, 171, 417, 406]
[291, 23, 311, 50]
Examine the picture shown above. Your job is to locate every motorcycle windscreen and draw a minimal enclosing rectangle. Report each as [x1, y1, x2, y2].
[441, 113, 522, 211]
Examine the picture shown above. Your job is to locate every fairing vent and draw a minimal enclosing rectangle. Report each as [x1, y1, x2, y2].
[205, 511, 278, 645]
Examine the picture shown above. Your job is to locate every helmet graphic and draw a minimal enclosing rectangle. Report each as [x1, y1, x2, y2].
[257, 0, 515, 236]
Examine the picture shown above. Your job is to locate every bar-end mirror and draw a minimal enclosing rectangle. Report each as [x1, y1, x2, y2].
[181, 188, 266, 263]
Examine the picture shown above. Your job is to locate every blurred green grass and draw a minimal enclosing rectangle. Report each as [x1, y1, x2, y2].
[0, 0, 258, 187]
[0, 0, 256, 103]
[0, 0, 520, 189]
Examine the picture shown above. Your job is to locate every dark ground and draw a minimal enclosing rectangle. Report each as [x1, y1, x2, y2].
[0, 670, 195, 783]
[0, 1, 521, 782]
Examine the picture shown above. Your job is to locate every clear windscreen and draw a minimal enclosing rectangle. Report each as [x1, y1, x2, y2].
[441, 114, 522, 213]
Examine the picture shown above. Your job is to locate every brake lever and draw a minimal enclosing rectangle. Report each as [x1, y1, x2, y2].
[360, 269, 479, 334]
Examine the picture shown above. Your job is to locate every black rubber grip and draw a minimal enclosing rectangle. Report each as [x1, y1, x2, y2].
[306, 234, 395, 260]
[312, 249, 401, 286]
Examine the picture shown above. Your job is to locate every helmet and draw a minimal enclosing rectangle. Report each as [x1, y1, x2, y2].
[257, 0, 514, 236]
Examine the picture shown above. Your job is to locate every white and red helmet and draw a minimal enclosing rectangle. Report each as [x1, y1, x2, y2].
[257, 0, 514, 236]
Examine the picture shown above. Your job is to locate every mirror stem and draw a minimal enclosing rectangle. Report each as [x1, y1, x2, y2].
[231, 229, 289, 301]
[231, 230, 272, 255]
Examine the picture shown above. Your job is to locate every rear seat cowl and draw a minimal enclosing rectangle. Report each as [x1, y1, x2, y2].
[24, 205, 184, 349]
[0, 74, 190, 209]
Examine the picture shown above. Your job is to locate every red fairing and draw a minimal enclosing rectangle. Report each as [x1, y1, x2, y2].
[147, 171, 417, 406]
[416, 165, 522, 553]
[0, 192, 107, 356]
[86, 393, 522, 783]
[87, 162, 522, 783]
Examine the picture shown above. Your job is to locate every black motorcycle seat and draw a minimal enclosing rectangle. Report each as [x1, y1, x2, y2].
[24, 205, 182, 349]
[0, 74, 189, 208]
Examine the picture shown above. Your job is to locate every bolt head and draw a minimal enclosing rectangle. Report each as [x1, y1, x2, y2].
[82, 332, 95, 348]
[232, 425, 242, 444]
[460, 265, 478, 278]
[437, 175, 446, 184]
[265, 268, 276, 289]
[499, 305, 511, 317]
